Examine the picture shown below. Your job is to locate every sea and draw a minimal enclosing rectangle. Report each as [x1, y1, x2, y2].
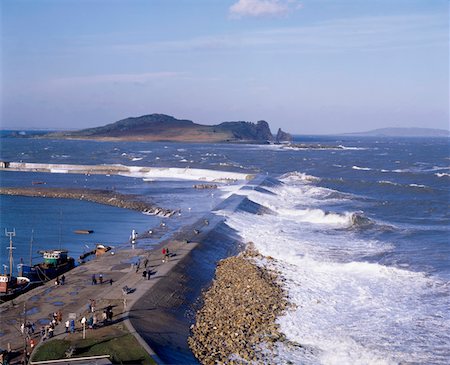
[0, 135, 449, 364]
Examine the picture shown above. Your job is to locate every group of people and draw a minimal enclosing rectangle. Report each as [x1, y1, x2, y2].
[39, 310, 62, 341]
[20, 321, 36, 338]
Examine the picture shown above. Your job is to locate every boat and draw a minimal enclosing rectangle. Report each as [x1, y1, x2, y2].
[19, 249, 75, 283]
[0, 275, 32, 302]
[0, 229, 33, 302]
[74, 229, 94, 234]
[95, 244, 111, 256]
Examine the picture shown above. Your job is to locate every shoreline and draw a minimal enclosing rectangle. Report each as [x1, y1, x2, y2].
[0, 187, 176, 217]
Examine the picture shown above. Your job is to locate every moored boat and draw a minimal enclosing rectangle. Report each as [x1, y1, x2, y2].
[0, 229, 33, 302]
[0, 275, 32, 302]
[95, 244, 111, 256]
[19, 249, 75, 283]
[74, 229, 94, 234]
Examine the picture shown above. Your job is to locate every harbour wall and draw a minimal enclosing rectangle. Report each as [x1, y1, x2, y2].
[0, 162, 254, 182]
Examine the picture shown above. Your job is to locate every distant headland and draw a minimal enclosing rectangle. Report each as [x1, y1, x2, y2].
[345, 127, 450, 137]
[39, 113, 293, 143]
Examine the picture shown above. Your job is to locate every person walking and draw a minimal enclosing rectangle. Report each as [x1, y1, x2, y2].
[61, 274, 65, 285]
[65, 320, 70, 333]
[165, 247, 170, 262]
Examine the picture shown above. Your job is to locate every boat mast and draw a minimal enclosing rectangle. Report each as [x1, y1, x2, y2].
[5, 228, 16, 277]
[29, 229, 34, 266]
[59, 210, 62, 250]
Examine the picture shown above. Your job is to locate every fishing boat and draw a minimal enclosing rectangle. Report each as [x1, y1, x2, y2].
[0, 229, 33, 302]
[19, 249, 75, 283]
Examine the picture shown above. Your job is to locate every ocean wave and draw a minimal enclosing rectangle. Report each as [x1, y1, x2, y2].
[337, 145, 367, 150]
[277, 208, 369, 229]
[352, 165, 372, 171]
[222, 207, 449, 364]
[436, 172, 450, 178]
[409, 183, 427, 188]
[217, 174, 450, 363]
[378, 180, 399, 186]
[279, 171, 321, 183]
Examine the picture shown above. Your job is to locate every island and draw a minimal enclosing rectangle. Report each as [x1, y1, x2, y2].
[44, 113, 293, 143]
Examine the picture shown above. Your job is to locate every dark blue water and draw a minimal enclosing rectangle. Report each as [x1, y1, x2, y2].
[1, 135, 449, 363]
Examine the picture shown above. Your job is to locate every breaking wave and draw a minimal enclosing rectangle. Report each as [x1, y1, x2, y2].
[218, 173, 450, 364]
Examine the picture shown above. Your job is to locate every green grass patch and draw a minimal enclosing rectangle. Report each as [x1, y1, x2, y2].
[32, 339, 71, 361]
[31, 335, 156, 364]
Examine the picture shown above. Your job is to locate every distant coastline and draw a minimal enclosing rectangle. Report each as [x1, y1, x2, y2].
[344, 127, 450, 137]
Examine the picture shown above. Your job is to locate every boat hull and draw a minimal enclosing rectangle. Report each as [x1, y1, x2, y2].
[20, 258, 75, 283]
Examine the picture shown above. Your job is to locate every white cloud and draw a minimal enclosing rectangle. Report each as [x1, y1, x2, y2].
[229, 0, 298, 18]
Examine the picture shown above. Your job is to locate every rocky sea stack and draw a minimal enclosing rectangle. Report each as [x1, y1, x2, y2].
[276, 128, 293, 143]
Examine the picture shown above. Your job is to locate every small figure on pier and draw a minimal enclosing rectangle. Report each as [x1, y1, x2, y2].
[130, 229, 138, 244]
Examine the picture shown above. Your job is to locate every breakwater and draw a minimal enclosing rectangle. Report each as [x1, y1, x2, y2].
[0, 187, 176, 217]
[129, 175, 280, 364]
[188, 248, 288, 364]
[0, 161, 254, 182]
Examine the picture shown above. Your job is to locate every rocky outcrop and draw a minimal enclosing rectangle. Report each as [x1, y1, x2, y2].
[0, 187, 176, 217]
[188, 246, 288, 364]
[275, 128, 293, 143]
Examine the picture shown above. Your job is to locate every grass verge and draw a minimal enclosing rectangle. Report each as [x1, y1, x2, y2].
[31, 334, 156, 364]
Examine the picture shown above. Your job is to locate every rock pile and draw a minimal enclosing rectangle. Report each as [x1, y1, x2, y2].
[193, 184, 218, 189]
[0, 187, 176, 217]
[188, 247, 288, 364]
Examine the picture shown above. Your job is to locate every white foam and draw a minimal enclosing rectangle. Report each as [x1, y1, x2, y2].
[277, 208, 356, 227]
[352, 165, 372, 171]
[409, 183, 427, 188]
[219, 173, 450, 364]
[337, 145, 367, 150]
[280, 171, 321, 183]
[379, 180, 399, 186]
[436, 172, 450, 178]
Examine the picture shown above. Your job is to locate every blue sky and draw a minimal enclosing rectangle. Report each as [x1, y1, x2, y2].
[1, 0, 448, 134]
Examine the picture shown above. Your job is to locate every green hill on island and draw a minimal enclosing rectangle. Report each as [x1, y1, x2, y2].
[46, 114, 292, 143]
